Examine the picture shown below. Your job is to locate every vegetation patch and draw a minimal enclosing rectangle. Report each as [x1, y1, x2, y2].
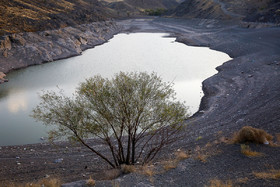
[205, 179, 233, 187]
[253, 169, 280, 179]
[240, 144, 264, 157]
[233, 126, 273, 144]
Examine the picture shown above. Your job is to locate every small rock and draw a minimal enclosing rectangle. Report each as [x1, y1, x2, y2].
[45, 174, 50, 178]
[54, 158, 63, 163]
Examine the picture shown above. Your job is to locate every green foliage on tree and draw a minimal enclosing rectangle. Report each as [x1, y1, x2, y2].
[32, 72, 189, 168]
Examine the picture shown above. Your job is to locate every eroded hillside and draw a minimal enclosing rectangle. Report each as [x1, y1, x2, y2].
[0, 0, 110, 35]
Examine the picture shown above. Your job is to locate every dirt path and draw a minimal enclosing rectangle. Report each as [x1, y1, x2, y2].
[211, 0, 243, 19]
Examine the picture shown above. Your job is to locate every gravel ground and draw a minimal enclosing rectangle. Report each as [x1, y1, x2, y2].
[1, 18, 280, 186]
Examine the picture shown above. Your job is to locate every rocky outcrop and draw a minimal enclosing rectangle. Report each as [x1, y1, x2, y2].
[0, 72, 8, 83]
[0, 21, 121, 77]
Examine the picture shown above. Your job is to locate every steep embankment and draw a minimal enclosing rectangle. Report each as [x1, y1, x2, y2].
[171, 0, 280, 23]
[0, 0, 121, 78]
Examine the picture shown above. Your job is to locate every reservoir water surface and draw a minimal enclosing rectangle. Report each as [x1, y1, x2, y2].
[0, 33, 231, 146]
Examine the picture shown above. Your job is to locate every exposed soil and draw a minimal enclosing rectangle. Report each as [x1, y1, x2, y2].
[1, 18, 280, 186]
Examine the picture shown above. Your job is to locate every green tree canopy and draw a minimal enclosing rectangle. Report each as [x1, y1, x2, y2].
[32, 72, 189, 168]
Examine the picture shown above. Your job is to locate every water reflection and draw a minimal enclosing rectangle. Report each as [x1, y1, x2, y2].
[7, 92, 28, 113]
[0, 33, 231, 146]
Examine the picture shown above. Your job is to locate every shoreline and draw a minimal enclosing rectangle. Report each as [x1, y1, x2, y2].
[1, 18, 280, 186]
[0, 21, 122, 76]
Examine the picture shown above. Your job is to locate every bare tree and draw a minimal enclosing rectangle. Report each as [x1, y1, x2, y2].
[32, 72, 189, 168]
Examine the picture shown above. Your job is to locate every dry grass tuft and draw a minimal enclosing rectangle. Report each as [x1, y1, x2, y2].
[86, 176, 96, 186]
[162, 160, 177, 171]
[276, 133, 280, 142]
[121, 164, 136, 174]
[233, 126, 273, 144]
[236, 177, 249, 184]
[193, 143, 222, 163]
[175, 150, 189, 161]
[206, 179, 233, 187]
[253, 169, 280, 179]
[160, 150, 189, 172]
[141, 165, 155, 177]
[196, 153, 207, 163]
[240, 144, 264, 157]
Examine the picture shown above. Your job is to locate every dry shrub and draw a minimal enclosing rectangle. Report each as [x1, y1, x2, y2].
[86, 177, 96, 186]
[240, 144, 264, 157]
[253, 169, 280, 179]
[233, 126, 273, 144]
[206, 179, 232, 187]
[121, 164, 136, 174]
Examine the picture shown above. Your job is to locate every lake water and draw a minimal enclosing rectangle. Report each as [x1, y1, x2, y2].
[0, 33, 231, 146]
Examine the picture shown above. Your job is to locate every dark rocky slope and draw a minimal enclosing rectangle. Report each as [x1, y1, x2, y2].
[171, 0, 280, 23]
[100, 0, 180, 17]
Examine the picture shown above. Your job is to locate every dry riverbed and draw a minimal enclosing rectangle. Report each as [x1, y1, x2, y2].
[1, 18, 280, 186]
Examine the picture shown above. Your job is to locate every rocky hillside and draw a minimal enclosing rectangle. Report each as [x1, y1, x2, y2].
[170, 0, 230, 20]
[100, 0, 180, 17]
[0, 0, 111, 36]
[171, 0, 280, 23]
